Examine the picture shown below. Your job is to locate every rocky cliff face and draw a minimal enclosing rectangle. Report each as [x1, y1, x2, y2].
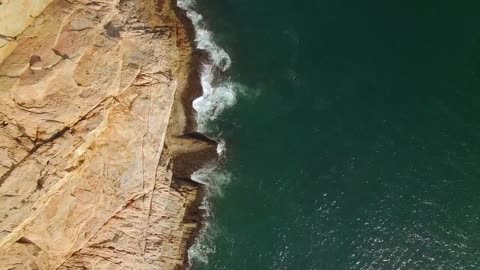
[0, 0, 213, 269]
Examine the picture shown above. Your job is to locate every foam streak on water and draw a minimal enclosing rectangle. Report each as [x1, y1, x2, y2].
[177, 0, 236, 266]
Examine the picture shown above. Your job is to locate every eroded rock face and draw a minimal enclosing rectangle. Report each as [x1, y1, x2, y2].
[0, 0, 211, 269]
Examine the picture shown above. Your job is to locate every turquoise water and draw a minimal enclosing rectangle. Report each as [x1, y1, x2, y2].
[190, 0, 480, 269]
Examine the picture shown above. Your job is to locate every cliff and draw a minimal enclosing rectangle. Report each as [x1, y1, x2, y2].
[0, 0, 214, 269]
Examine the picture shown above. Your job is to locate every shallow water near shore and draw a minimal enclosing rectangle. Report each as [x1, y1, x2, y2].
[186, 0, 480, 269]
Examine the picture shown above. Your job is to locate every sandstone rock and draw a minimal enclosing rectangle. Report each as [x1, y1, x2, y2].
[0, 0, 211, 269]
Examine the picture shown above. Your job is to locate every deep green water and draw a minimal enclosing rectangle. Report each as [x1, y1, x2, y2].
[192, 1, 480, 269]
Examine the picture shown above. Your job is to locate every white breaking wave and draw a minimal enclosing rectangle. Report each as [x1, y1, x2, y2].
[177, 0, 237, 267]
[216, 140, 227, 155]
[191, 165, 232, 197]
[178, 0, 235, 132]
[188, 165, 232, 265]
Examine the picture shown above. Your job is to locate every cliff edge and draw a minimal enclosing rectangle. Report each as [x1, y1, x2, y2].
[0, 0, 213, 269]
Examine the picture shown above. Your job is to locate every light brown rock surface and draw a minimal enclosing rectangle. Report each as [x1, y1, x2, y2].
[0, 0, 213, 269]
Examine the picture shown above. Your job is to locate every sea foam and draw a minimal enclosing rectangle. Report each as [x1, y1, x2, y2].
[177, 0, 236, 266]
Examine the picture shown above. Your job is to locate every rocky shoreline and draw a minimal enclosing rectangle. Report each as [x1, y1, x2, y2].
[168, 1, 217, 268]
[0, 0, 213, 269]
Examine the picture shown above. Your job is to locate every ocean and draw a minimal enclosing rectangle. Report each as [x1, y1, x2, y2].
[180, 0, 480, 269]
